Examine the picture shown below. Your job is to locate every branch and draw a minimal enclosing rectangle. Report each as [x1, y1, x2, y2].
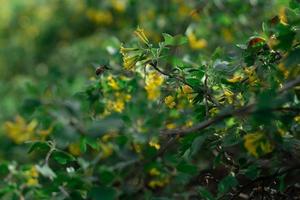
[226, 165, 300, 200]
[161, 75, 300, 137]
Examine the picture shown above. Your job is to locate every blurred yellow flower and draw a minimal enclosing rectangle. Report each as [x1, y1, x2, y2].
[227, 74, 243, 83]
[187, 32, 207, 49]
[86, 9, 113, 25]
[149, 168, 160, 176]
[99, 142, 114, 159]
[166, 123, 176, 129]
[148, 177, 170, 188]
[149, 138, 160, 150]
[68, 142, 81, 156]
[184, 120, 193, 127]
[25, 166, 39, 187]
[107, 75, 120, 90]
[164, 95, 176, 108]
[145, 71, 164, 101]
[223, 89, 234, 104]
[111, 0, 127, 12]
[294, 116, 300, 123]
[221, 28, 233, 43]
[244, 132, 273, 157]
[4, 116, 38, 144]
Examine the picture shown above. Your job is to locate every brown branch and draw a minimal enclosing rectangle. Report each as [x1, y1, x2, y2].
[161, 75, 300, 137]
[226, 165, 300, 200]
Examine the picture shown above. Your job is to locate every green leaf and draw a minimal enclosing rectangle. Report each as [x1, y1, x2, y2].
[162, 33, 187, 46]
[198, 186, 215, 200]
[52, 151, 75, 165]
[218, 174, 238, 194]
[177, 161, 198, 175]
[89, 186, 116, 200]
[285, 48, 300, 67]
[27, 141, 50, 154]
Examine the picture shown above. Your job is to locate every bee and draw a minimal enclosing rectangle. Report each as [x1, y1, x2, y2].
[95, 65, 110, 76]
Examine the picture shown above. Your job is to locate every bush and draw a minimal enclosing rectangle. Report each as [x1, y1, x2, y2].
[0, 0, 300, 199]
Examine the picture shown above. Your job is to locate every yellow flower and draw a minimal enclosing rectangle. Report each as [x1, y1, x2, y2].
[149, 168, 160, 176]
[244, 67, 258, 85]
[184, 120, 193, 127]
[145, 71, 164, 101]
[111, 0, 127, 12]
[279, 7, 288, 24]
[68, 142, 81, 156]
[120, 45, 139, 56]
[227, 74, 243, 83]
[244, 132, 273, 157]
[180, 85, 194, 102]
[148, 177, 170, 188]
[187, 32, 207, 49]
[99, 142, 114, 159]
[86, 9, 113, 25]
[166, 123, 176, 129]
[134, 27, 149, 44]
[27, 178, 39, 186]
[149, 138, 160, 150]
[123, 54, 139, 70]
[164, 95, 176, 108]
[294, 116, 300, 123]
[107, 75, 120, 90]
[223, 89, 234, 104]
[221, 28, 234, 43]
[4, 116, 38, 144]
[25, 166, 39, 187]
[107, 99, 125, 113]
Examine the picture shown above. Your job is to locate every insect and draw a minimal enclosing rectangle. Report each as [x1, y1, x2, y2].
[95, 65, 110, 76]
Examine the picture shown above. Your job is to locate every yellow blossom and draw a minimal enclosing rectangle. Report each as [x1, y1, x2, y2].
[244, 132, 273, 157]
[164, 95, 176, 108]
[223, 89, 234, 104]
[27, 178, 39, 186]
[149, 168, 160, 176]
[279, 7, 288, 24]
[107, 75, 120, 90]
[187, 32, 207, 49]
[244, 67, 258, 85]
[86, 9, 113, 25]
[68, 142, 81, 156]
[99, 142, 114, 159]
[221, 28, 234, 43]
[181, 85, 194, 102]
[111, 0, 127, 12]
[134, 27, 149, 44]
[148, 177, 170, 188]
[149, 138, 160, 150]
[145, 71, 164, 101]
[294, 116, 300, 123]
[4, 116, 38, 144]
[184, 120, 193, 127]
[166, 123, 176, 129]
[25, 166, 39, 187]
[227, 74, 243, 83]
[123, 54, 139, 70]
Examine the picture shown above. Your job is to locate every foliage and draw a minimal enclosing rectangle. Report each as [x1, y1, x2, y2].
[0, 0, 300, 199]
